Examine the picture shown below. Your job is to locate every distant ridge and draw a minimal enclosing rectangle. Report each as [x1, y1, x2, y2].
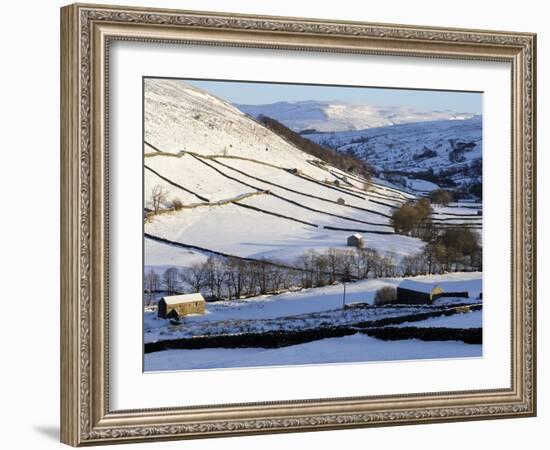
[236, 100, 478, 133]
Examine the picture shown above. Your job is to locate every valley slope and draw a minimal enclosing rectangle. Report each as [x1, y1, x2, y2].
[144, 79, 481, 273]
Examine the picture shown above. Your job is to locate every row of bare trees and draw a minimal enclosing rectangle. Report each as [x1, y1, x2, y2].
[144, 247, 402, 303]
[294, 248, 398, 288]
[144, 256, 299, 303]
[144, 234, 481, 304]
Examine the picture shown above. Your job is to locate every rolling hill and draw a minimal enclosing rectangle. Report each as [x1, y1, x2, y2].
[235, 100, 482, 193]
[236, 100, 476, 133]
[305, 117, 482, 189]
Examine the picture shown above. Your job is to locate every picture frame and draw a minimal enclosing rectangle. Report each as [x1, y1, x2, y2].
[60, 2, 536, 446]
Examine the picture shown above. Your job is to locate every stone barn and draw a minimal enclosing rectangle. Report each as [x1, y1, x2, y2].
[348, 234, 365, 248]
[347, 233, 364, 248]
[396, 280, 444, 304]
[158, 293, 206, 319]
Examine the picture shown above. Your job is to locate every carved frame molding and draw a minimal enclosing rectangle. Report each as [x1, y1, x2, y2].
[60, 3, 536, 446]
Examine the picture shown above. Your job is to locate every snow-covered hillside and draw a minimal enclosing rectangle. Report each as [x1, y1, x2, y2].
[306, 117, 482, 190]
[236, 100, 476, 133]
[144, 79, 481, 273]
[146, 80, 328, 173]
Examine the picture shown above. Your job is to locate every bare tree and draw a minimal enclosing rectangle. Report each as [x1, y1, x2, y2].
[401, 253, 428, 277]
[325, 248, 343, 284]
[360, 248, 380, 279]
[243, 262, 258, 297]
[273, 266, 294, 292]
[313, 253, 329, 287]
[224, 258, 248, 299]
[180, 263, 207, 293]
[254, 259, 272, 295]
[162, 267, 179, 293]
[204, 257, 226, 300]
[144, 270, 160, 305]
[151, 185, 168, 214]
[295, 250, 318, 288]
[338, 249, 356, 281]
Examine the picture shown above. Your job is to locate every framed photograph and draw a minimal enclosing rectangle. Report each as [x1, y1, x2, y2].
[60, 3, 536, 446]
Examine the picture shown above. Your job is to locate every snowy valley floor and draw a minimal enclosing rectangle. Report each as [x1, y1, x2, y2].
[144, 333, 482, 371]
[143, 272, 483, 372]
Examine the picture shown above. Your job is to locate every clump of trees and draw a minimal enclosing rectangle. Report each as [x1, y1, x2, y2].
[413, 147, 437, 161]
[469, 182, 482, 200]
[422, 227, 482, 273]
[398, 226, 482, 276]
[390, 194, 482, 275]
[171, 197, 184, 210]
[373, 286, 398, 305]
[429, 189, 454, 206]
[391, 198, 432, 237]
[256, 115, 373, 180]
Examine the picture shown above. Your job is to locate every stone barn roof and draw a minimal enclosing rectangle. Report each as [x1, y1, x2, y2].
[162, 293, 205, 305]
[398, 279, 442, 294]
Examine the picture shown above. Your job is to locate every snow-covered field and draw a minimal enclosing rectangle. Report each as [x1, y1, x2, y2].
[143, 79, 483, 372]
[396, 310, 482, 329]
[144, 272, 481, 343]
[145, 334, 482, 371]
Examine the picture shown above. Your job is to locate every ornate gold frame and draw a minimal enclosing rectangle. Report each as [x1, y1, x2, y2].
[60, 3, 536, 446]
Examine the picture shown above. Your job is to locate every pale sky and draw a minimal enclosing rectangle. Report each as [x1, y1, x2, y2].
[182, 78, 482, 114]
